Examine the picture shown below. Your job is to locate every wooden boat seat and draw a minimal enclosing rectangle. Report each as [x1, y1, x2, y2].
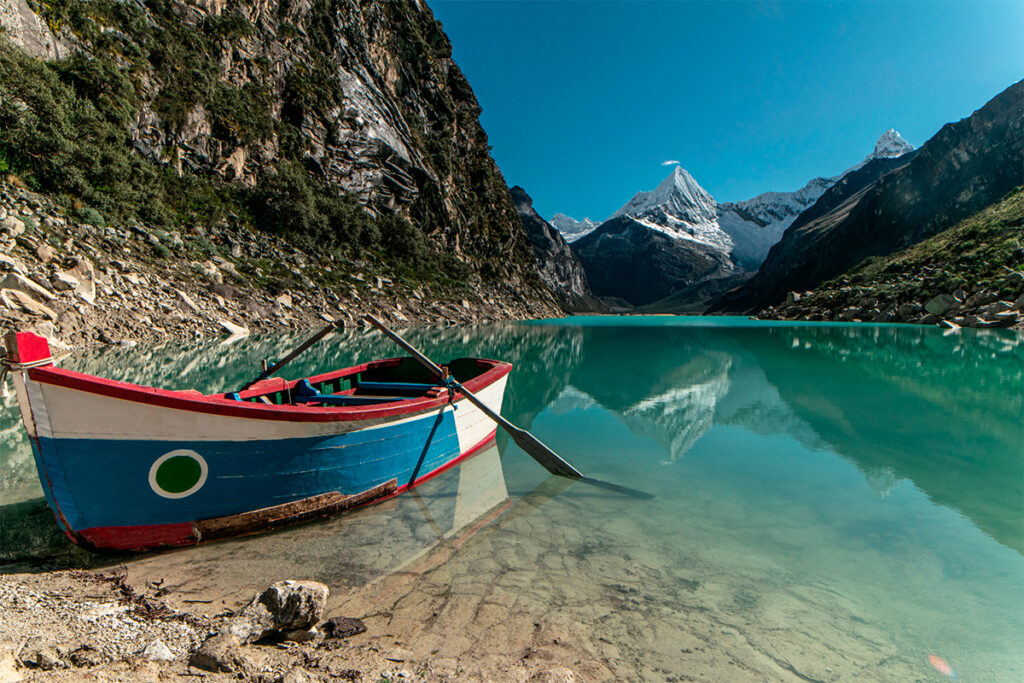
[354, 381, 442, 393]
[294, 394, 402, 406]
[291, 379, 413, 407]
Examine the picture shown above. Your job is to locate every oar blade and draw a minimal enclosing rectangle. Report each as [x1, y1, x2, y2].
[362, 313, 651, 497]
[506, 425, 582, 479]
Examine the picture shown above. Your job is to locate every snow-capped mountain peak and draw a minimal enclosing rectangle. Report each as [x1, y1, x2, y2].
[839, 128, 915, 177]
[550, 213, 601, 243]
[716, 177, 833, 268]
[613, 165, 718, 224]
[869, 128, 914, 160]
[600, 165, 731, 249]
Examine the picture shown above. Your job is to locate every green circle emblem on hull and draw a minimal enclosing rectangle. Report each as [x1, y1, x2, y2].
[149, 450, 208, 499]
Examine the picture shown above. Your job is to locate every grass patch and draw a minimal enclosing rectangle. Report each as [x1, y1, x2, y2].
[797, 188, 1024, 307]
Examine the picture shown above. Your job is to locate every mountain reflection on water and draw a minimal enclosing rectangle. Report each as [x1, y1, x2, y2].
[1, 319, 1021, 559]
[538, 320, 1023, 555]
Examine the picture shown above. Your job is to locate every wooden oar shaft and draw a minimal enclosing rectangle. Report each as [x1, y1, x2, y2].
[238, 320, 342, 392]
[363, 314, 583, 480]
[367, 316, 445, 376]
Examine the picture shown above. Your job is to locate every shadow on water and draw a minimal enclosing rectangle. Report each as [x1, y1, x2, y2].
[85, 443, 560, 611]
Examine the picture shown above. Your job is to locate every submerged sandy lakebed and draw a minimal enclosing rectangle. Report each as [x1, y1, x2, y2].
[2, 319, 1021, 681]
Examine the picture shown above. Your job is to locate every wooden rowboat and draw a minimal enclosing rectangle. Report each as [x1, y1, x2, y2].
[3, 331, 510, 552]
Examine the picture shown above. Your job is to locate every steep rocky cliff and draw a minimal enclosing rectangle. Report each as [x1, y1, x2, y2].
[0, 0, 556, 309]
[510, 186, 598, 312]
[713, 80, 1024, 313]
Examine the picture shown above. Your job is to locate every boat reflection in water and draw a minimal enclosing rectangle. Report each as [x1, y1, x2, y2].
[109, 443, 512, 610]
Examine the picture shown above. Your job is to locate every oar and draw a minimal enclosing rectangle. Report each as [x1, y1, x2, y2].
[364, 314, 580, 478]
[238, 320, 344, 392]
[364, 314, 652, 499]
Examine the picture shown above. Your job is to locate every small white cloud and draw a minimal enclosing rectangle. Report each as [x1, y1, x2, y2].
[661, 160, 680, 166]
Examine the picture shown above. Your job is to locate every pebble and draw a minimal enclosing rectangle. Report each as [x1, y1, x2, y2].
[140, 639, 175, 662]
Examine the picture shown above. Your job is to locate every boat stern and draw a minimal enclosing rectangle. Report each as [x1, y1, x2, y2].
[4, 331, 53, 441]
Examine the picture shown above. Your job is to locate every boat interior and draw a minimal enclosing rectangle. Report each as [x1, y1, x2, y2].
[222, 356, 491, 408]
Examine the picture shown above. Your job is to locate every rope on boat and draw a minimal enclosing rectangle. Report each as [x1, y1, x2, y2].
[0, 356, 54, 399]
[441, 366, 457, 406]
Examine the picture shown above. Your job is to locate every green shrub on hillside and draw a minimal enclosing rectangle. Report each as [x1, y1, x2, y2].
[75, 206, 105, 226]
[1, 0, 489, 292]
[248, 162, 376, 246]
[804, 188, 1024, 307]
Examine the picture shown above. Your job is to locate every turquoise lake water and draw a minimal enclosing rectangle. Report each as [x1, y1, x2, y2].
[1, 317, 1021, 680]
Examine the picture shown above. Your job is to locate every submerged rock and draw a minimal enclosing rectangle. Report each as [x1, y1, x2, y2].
[322, 616, 367, 639]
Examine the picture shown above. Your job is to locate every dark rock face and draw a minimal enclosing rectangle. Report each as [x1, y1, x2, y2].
[783, 154, 918, 236]
[572, 216, 734, 306]
[510, 186, 595, 311]
[3, 0, 546, 290]
[713, 80, 1024, 313]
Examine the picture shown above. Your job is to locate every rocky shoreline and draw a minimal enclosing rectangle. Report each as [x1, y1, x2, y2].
[0, 180, 563, 351]
[0, 571, 582, 682]
[760, 284, 1024, 329]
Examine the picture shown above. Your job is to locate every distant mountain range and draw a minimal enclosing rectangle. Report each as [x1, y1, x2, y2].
[553, 129, 916, 307]
[550, 214, 601, 243]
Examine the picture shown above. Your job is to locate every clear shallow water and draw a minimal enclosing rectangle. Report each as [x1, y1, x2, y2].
[1, 317, 1021, 681]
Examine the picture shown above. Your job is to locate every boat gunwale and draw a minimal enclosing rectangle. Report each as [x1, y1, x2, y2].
[26, 356, 512, 423]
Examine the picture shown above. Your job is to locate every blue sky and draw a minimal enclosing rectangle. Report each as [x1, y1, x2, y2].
[429, 0, 1023, 222]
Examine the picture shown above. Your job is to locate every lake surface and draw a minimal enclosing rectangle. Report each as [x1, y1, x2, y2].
[1, 317, 1022, 681]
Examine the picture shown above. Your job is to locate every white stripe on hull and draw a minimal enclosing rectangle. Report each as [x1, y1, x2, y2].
[453, 375, 507, 453]
[16, 373, 507, 447]
[12, 371, 39, 439]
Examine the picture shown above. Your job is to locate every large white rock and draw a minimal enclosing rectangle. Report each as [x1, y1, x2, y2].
[1, 288, 56, 321]
[224, 581, 329, 643]
[60, 258, 96, 304]
[218, 319, 248, 337]
[0, 0, 62, 59]
[0, 216, 25, 237]
[50, 272, 79, 292]
[0, 273, 56, 301]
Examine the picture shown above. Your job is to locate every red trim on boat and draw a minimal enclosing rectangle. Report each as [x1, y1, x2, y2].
[6, 331, 52, 364]
[27, 359, 511, 423]
[78, 522, 197, 551]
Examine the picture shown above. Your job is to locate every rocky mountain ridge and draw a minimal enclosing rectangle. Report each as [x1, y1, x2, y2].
[561, 130, 914, 309]
[754, 188, 1024, 329]
[0, 0, 558, 313]
[549, 214, 600, 243]
[714, 80, 1024, 315]
[571, 215, 735, 306]
[716, 176, 834, 269]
